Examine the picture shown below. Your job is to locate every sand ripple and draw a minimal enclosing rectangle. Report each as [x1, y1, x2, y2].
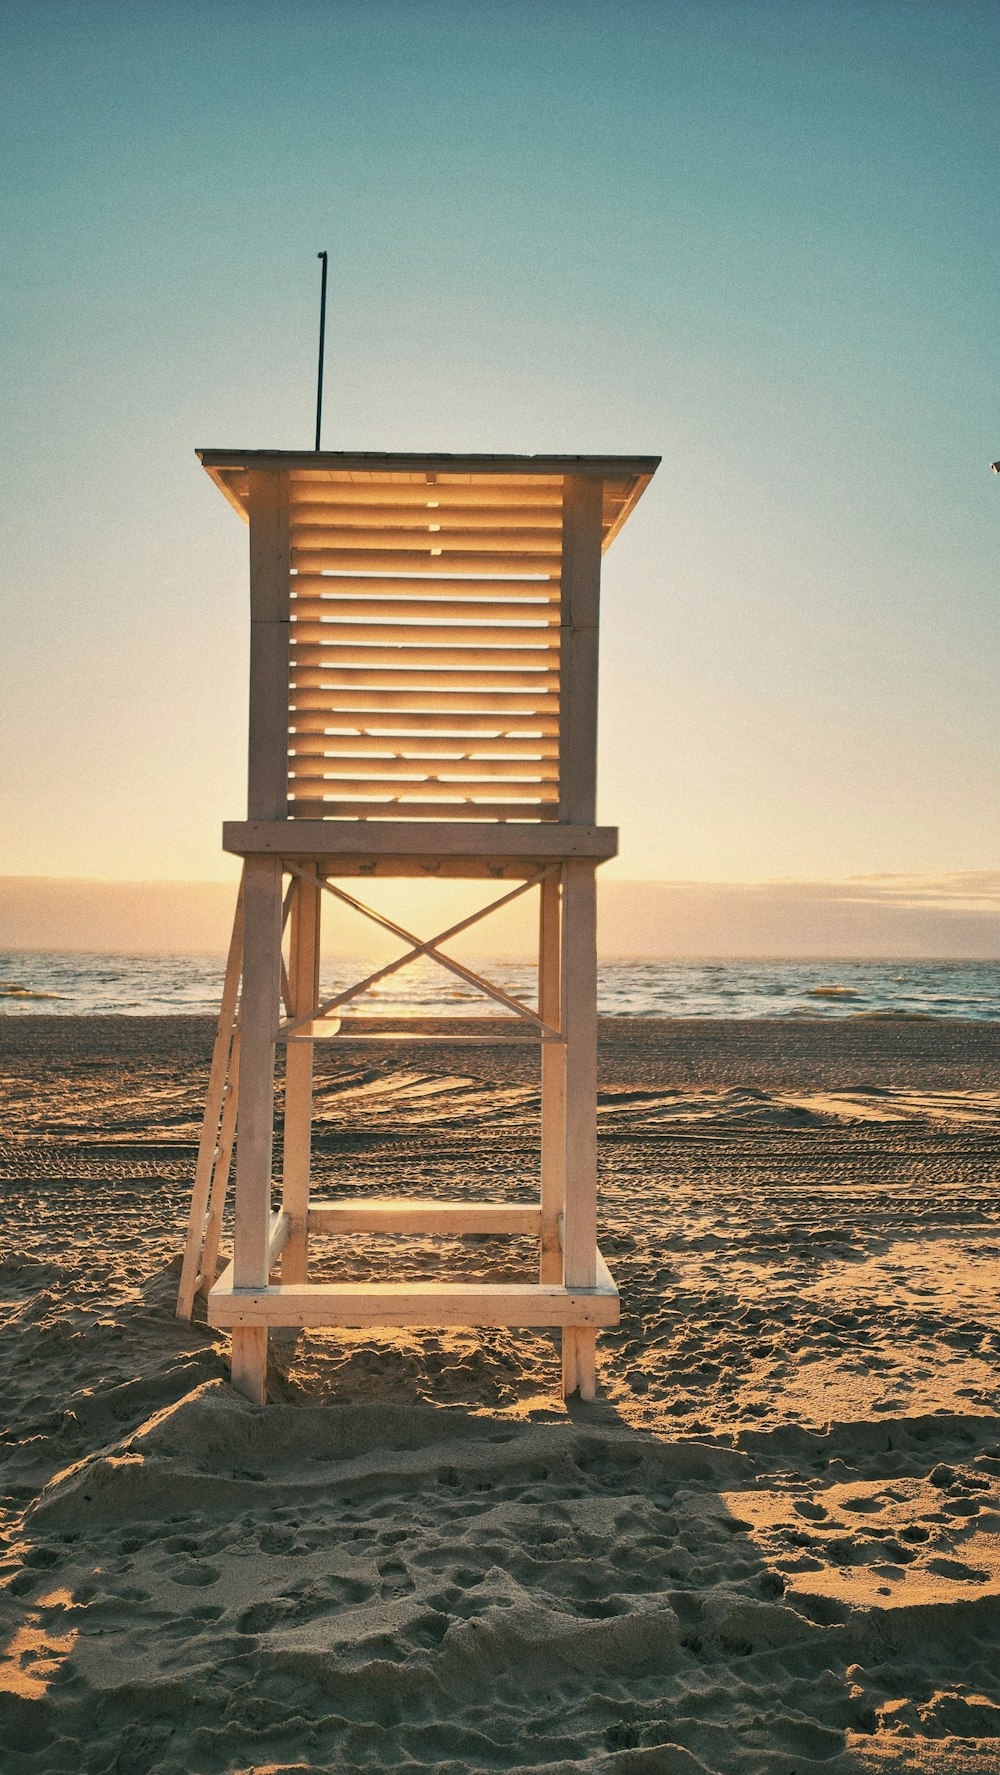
[2, 1016, 1000, 1771]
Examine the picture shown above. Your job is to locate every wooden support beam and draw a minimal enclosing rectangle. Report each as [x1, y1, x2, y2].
[199, 1024, 241, 1297]
[307, 1200, 541, 1235]
[176, 875, 244, 1319]
[281, 869, 321, 1284]
[561, 856, 599, 1400]
[223, 820, 618, 860]
[558, 474, 602, 823]
[538, 871, 564, 1283]
[229, 852, 283, 1404]
[207, 1276, 619, 1330]
[247, 468, 290, 821]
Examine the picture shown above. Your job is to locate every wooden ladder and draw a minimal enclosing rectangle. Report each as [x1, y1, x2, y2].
[176, 873, 245, 1320]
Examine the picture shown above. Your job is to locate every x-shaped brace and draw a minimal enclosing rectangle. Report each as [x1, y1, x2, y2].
[278, 862, 562, 1041]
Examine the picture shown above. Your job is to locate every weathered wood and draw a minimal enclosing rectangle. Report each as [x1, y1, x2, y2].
[290, 688, 560, 714]
[288, 757, 559, 783]
[199, 1024, 240, 1295]
[289, 733, 559, 758]
[223, 820, 619, 859]
[291, 596, 559, 624]
[229, 853, 283, 1402]
[558, 474, 603, 822]
[230, 1327, 268, 1403]
[287, 1023, 551, 1043]
[290, 500, 564, 524]
[280, 869, 320, 1284]
[291, 649, 558, 678]
[288, 798, 555, 821]
[291, 525, 562, 553]
[176, 875, 244, 1319]
[247, 469, 290, 819]
[561, 858, 598, 1288]
[290, 665, 560, 692]
[291, 574, 562, 600]
[189, 449, 658, 1396]
[538, 871, 565, 1283]
[560, 856, 599, 1399]
[290, 548, 560, 576]
[562, 1327, 596, 1401]
[280, 867, 557, 1039]
[198, 444, 659, 484]
[290, 620, 559, 649]
[289, 711, 560, 735]
[208, 1276, 619, 1330]
[308, 1201, 542, 1235]
[288, 485, 565, 509]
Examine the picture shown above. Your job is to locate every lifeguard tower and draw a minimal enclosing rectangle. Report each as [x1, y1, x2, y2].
[177, 449, 658, 1404]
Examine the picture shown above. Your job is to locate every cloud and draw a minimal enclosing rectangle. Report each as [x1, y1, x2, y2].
[2, 871, 999, 960]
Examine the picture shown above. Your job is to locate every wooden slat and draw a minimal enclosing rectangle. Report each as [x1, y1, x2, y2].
[287, 481, 565, 509]
[290, 502, 563, 528]
[289, 667, 559, 693]
[288, 733, 559, 758]
[290, 549, 561, 576]
[291, 597, 559, 624]
[289, 756, 558, 782]
[289, 777, 559, 801]
[291, 525, 562, 553]
[307, 1200, 542, 1235]
[290, 710, 559, 734]
[291, 575, 561, 600]
[207, 1276, 619, 1330]
[290, 621, 559, 648]
[289, 784, 561, 812]
[289, 688, 559, 713]
[287, 798, 555, 820]
[290, 644, 558, 672]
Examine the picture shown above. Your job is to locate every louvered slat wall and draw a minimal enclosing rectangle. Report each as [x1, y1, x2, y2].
[287, 472, 563, 820]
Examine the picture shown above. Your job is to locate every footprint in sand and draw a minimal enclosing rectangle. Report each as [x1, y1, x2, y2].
[378, 1558, 416, 1599]
[170, 1562, 220, 1587]
[925, 1556, 990, 1583]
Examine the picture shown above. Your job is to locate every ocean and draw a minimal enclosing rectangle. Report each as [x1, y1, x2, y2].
[1, 952, 999, 1020]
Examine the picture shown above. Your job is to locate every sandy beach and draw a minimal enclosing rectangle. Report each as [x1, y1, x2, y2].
[2, 1014, 1000, 1774]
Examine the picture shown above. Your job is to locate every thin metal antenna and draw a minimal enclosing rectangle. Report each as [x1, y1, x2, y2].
[315, 251, 328, 451]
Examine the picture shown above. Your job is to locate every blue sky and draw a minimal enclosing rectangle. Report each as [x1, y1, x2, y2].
[2, 0, 998, 890]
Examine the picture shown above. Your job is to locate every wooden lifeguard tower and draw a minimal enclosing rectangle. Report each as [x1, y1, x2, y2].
[177, 449, 658, 1404]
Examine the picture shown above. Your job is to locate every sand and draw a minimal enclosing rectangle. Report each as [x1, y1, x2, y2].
[2, 1014, 1000, 1774]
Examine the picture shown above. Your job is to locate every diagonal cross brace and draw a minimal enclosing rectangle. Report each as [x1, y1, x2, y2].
[279, 863, 561, 1039]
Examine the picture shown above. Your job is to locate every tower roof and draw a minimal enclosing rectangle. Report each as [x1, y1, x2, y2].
[197, 449, 659, 550]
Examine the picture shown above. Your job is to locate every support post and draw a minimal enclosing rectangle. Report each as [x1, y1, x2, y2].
[538, 872, 564, 1282]
[281, 868, 321, 1282]
[228, 467, 290, 1402]
[230, 854, 283, 1401]
[560, 858, 599, 1399]
[557, 472, 603, 1401]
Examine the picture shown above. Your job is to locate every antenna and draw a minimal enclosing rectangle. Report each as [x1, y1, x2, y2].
[315, 251, 328, 451]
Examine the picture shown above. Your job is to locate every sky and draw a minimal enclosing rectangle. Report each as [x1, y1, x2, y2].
[2, 1, 999, 943]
